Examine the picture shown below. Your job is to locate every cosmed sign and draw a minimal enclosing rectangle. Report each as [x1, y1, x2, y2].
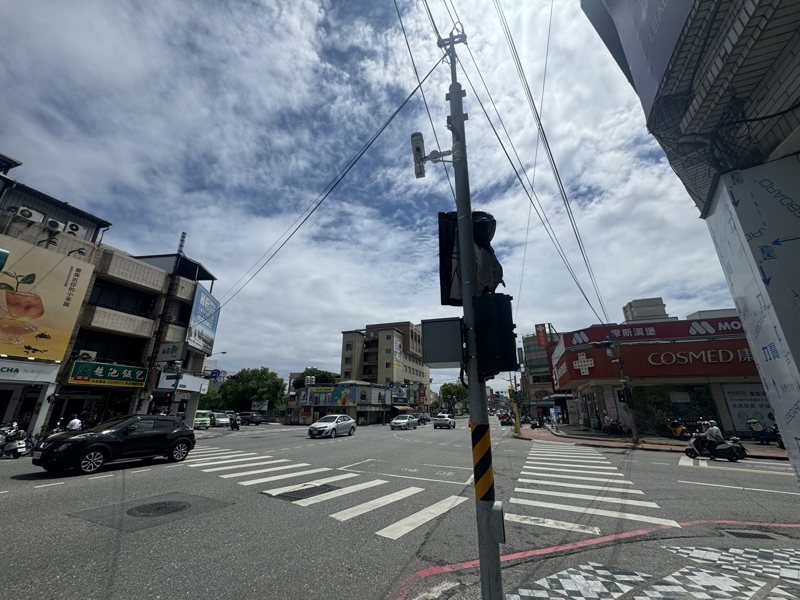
[0, 234, 94, 362]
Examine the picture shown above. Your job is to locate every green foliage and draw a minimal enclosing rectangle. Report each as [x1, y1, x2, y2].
[205, 368, 286, 412]
[291, 367, 338, 389]
[0, 271, 36, 291]
[439, 383, 468, 412]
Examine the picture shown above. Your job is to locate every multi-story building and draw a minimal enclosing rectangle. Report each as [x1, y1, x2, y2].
[341, 321, 430, 406]
[0, 153, 220, 434]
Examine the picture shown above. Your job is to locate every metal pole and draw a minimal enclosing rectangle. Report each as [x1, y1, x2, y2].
[170, 370, 181, 416]
[441, 33, 503, 598]
[615, 341, 638, 443]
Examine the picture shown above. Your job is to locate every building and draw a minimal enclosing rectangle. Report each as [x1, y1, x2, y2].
[551, 300, 765, 436]
[0, 154, 221, 434]
[340, 321, 431, 406]
[582, 0, 800, 472]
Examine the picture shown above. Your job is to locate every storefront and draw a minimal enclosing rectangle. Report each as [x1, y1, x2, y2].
[154, 372, 209, 427]
[553, 317, 764, 435]
[0, 359, 60, 432]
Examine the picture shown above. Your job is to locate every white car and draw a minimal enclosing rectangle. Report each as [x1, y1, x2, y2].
[308, 414, 356, 438]
[389, 415, 418, 430]
[433, 413, 456, 429]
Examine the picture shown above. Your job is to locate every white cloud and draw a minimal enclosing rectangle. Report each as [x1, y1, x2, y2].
[0, 0, 732, 392]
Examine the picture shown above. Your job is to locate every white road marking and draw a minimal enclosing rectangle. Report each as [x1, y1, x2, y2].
[528, 448, 603, 455]
[88, 474, 114, 480]
[238, 467, 331, 486]
[652, 462, 670, 465]
[130, 469, 151, 473]
[34, 482, 64, 488]
[295, 479, 389, 507]
[527, 455, 609, 463]
[192, 446, 220, 450]
[522, 466, 625, 477]
[0, 490, 9, 494]
[418, 463, 473, 470]
[509, 498, 680, 527]
[201, 459, 289, 473]
[183, 451, 249, 462]
[504, 513, 601, 535]
[677, 480, 800, 495]
[220, 463, 310, 479]
[263, 473, 361, 496]
[375, 495, 469, 539]
[525, 460, 619, 470]
[519, 471, 634, 484]
[513, 487, 660, 508]
[330, 487, 424, 521]
[517, 477, 644, 494]
[186, 454, 266, 467]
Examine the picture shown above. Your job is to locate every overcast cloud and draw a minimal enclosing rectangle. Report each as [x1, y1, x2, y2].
[0, 1, 732, 392]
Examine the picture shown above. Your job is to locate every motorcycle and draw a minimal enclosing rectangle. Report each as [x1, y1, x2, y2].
[229, 415, 240, 431]
[684, 434, 747, 462]
[0, 422, 33, 459]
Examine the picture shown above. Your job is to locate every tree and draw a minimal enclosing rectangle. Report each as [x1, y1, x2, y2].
[292, 367, 338, 389]
[439, 383, 468, 414]
[215, 368, 286, 413]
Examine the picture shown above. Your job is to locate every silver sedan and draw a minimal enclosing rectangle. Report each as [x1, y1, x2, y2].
[308, 414, 356, 438]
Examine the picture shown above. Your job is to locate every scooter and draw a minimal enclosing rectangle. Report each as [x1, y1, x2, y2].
[0, 422, 33, 459]
[229, 416, 240, 431]
[684, 434, 747, 462]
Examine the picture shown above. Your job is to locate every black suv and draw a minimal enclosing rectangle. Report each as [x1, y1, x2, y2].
[238, 412, 265, 425]
[32, 415, 195, 475]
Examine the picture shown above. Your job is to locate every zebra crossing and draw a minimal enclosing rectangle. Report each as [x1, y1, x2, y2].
[505, 441, 679, 537]
[186, 446, 469, 540]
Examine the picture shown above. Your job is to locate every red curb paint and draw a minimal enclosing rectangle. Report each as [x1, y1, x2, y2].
[390, 519, 800, 600]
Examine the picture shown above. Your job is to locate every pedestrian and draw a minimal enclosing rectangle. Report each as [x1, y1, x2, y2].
[705, 420, 724, 459]
[66, 414, 82, 431]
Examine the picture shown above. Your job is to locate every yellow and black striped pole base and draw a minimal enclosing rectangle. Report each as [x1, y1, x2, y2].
[470, 422, 495, 501]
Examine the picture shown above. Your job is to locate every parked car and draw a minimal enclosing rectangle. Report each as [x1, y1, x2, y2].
[413, 413, 430, 424]
[433, 413, 456, 429]
[308, 414, 356, 438]
[32, 415, 195, 475]
[238, 412, 265, 426]
[390, 415, 418, 430]
[193, 410, 212, 429]
[211, 412, 230, 427]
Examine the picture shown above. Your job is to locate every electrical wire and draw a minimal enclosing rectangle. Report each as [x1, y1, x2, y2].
[493, 0, 609, 323]
[197, 58, 446, 326]
[394, 0, 455, 203]
[421, 0, 442, 41]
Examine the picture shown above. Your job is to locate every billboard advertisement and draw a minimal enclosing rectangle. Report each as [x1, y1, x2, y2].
[68, 361, 148, 387]
[0, 234, 94, 361]
[186, 285, 220, 354]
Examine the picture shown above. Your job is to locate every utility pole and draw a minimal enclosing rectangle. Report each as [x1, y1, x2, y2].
[613, 340, 638, 443]
[439, 31, 504, 599]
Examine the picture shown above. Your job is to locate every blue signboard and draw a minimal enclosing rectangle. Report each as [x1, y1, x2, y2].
[186, 285, 220, 354]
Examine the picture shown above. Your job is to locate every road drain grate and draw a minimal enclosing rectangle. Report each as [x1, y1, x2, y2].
[127, 501, 191, 518]
[277, 485, 338, 501]
[723, 530, 777, 540]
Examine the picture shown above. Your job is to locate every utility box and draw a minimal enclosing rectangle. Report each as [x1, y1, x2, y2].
[422, 317, 463, 369]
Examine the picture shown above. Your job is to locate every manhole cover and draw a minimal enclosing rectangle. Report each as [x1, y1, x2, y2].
[723, 530, 777, 540]
[127, 501, 191, 518]
[278, 484, 337, 501]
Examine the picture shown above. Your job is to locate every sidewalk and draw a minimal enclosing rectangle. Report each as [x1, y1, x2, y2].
[513, 423, 790, 460]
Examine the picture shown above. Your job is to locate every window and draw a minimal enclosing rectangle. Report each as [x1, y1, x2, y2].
[344, 357, 351, 364]
[134, 418, 156, 431]
[385, 348, 391, 354]
[345, 342, 352, 351]
[385, 362, 391, 368]
[386, 334, 391, 340]
[156, 419, 174, 429]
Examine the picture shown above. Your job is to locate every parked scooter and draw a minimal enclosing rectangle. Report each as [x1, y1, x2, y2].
[0, 422, 33, 459]
[684, 434, 747, 462]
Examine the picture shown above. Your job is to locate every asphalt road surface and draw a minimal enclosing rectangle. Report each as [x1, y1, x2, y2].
[1, 419, 798, 600]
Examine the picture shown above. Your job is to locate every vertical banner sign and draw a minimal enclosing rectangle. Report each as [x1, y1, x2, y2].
[0, 234, 94, 361]
[706, 155, 800, 481]
[186, 285, 220, 355]
[535, 323, 548, 347]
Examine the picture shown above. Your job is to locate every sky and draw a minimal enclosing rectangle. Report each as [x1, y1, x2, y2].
[0, 1, 734, 394]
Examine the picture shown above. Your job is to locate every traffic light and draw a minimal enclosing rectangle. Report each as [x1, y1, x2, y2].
[474, 293, 518, 380]
[617, 388, 632, 403]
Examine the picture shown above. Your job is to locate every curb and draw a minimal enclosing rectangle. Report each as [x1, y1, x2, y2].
[513, 429, 790, 461]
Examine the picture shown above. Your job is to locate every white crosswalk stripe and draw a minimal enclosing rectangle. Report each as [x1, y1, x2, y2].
[201, 459, 289, 473]
[517, 477, 644, 494]
[220, 463, 310, 479]
[184, 451, 249, 462]
[520, 470, 634, 484]
[238, 467, 331, 486]
[263, 473, 361, 496]
[504, 513, 600, 535]
[294, 479, 389, 507]
[186, 454, 263, 467]
[513, 487, 660, 508]
[375, 496, 468, 539]
[527, 454, 610, 462]
[524, 460, 619, 470]
[522, 465, 626, 477]
[509, 498, 680, 527]
[330, 487, 424, 521]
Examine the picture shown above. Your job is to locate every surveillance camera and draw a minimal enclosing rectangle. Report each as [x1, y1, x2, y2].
[411, 132, 426, 178]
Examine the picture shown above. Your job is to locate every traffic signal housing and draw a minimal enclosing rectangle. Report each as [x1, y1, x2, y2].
[474, 293, 518, 380]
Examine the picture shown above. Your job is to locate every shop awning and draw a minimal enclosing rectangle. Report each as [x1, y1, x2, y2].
[393, 405, 414, 412]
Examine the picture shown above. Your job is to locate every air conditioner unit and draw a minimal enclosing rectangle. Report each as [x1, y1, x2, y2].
[15, 206, 45, 224]
[64, 221, 88, 238]
[44, 218, 66, 233]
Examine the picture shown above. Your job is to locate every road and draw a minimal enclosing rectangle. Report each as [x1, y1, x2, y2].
[1, 419, 798, 599]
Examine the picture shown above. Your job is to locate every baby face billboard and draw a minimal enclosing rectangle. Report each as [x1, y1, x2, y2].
[186, 285, 220, 354]
[0, 234, 94, 361]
